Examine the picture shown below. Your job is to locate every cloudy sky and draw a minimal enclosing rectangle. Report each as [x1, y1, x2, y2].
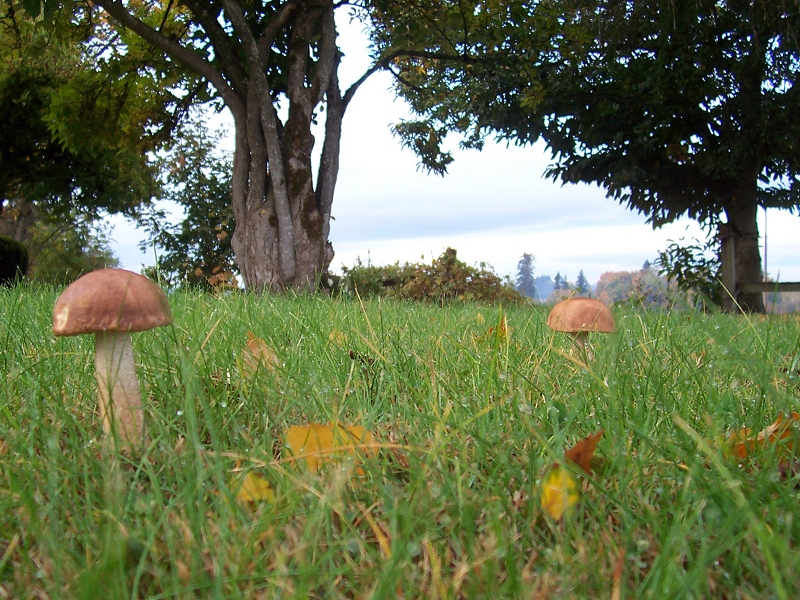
[108, 14, 800, 285]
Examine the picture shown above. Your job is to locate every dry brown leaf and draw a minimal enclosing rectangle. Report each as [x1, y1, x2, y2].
[285, 422, 378, 472]
[728, 412, 799, 460]
[564, 430, 604, 473]
[239, 332, 280, 379]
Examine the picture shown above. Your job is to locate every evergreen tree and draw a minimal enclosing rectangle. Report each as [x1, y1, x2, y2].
[560, 274, 571, 290]
[642, 260, 652, 271]
[515, 253, 537, 299]
[575, 270, 591, 295]
[553, 272, 563, 291]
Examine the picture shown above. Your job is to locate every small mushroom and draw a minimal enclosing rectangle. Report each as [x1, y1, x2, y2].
[53, 268, 172, 452]
[547, 297, 615, 359]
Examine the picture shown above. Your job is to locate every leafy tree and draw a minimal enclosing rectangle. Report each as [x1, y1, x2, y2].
[1, 1, 195, 246]
[25, 212, 119, 285]
[141, 120, 238, 290]
[656, 236, 722, 309]
[575, 270, 590, 295]
[595, 269, 673, 308]
[515, 252, 537, 299]
[26, 0, 415, 292]
[371, 0, 800, 313]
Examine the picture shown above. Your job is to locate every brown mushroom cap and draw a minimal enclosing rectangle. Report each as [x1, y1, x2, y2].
[53, 268, 172, 336]
[547, 298, 615, 334]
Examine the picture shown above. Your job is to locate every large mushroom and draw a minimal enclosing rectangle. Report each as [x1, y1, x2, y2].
[53, 268, 172, 452]
[547, 297, 615, 359]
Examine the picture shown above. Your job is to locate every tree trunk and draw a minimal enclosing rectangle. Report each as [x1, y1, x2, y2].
[724, 194, 765, 313]
[0, 199, 35, 243]
[97, 0, 356, 293]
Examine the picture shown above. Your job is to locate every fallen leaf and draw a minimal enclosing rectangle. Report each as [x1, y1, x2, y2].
[348, 350, 376, 365]
[487, 315, 510, 340]
[564, 430, 604, 473]
[328, 328, 347, 347]
[540, 464, 579, 521]
[728, 412, 799, 459]
[239, 332, 280, 379]
[232, 472, 275, 503]
[285, 422, 378, 472]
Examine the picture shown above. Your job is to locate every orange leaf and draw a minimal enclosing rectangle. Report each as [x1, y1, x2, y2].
[285, 422, 378, 472]
[729, 412, 799, 459]
[564, 430, 604, 473]
[487, 315, 510, 340]
[239, 332, 280, 379]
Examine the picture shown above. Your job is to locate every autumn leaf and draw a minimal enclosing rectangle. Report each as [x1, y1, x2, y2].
[565, 430, 604, 473]
[285, 422, 378, 472]
[540, 464, 580, 521]
[239, 332, 280, 379]
[328, 328, 347, 347]
[487, 314, 510, 340]
[232, 472, 275, 503]
[728, 412, 799, 460]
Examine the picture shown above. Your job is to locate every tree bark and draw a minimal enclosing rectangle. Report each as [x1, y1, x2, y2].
[96, 0, 365, 293]
[724, 194, 765, 313]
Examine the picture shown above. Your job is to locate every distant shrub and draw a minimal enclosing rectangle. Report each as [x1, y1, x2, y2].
[341, 248, 524, 304]
[0, 236, 28, 286]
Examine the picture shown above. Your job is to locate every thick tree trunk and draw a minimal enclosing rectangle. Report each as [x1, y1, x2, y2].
[724, 195, 765, 313]
[98, 0, 351, 294]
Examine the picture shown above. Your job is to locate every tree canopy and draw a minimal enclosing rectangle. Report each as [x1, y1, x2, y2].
[371, 0, 800, 312]
[1, 0, 199, 247]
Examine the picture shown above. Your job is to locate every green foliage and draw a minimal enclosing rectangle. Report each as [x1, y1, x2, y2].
[0, 235, 28, 285]
[140, 120, 238, 291]
[25, 214, 119, 285]
[1, 0, 203, 229]
[656, 237, 723, 310]
[341, 248, 524, 304]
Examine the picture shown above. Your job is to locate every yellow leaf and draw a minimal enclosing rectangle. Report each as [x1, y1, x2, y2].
[328, 328, 347, 347]
[540, 464, 579, 521]
[285, 422, 378, 472]
[239, 332, 280, 379]
[233, 472, 275, 503]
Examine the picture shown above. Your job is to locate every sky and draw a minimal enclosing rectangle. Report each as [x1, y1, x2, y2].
[107, 14, 800, 286]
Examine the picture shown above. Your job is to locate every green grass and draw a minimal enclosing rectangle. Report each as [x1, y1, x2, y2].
[1, 283, 799, 599]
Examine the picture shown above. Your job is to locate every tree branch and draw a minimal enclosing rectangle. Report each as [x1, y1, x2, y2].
[94, 0, 246, 124]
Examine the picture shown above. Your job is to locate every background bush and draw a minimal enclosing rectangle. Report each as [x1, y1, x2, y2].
[340, 247, 525, 304]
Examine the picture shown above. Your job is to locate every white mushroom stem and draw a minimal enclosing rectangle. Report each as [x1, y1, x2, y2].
[569, 331, 593, 361]
[94, 331, 146, 452]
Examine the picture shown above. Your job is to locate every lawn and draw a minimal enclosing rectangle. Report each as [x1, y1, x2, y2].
[1, 284, 799, 598]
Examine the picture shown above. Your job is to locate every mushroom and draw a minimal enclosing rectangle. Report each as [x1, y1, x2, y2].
[53, 268, 172, 453]
[547, 297, 615, 359]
